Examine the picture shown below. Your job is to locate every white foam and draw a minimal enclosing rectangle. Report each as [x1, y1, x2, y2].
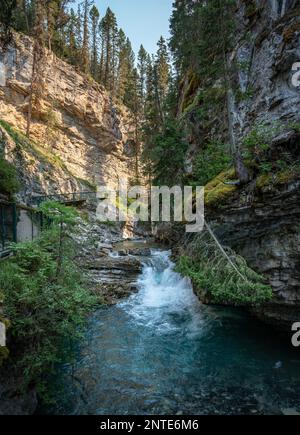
[119, 250, 204, 334]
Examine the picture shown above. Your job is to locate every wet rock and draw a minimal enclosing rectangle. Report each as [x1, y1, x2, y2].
[128, 248, 151, 256]
[88, 256, 142, 273]
[0, 376, 37, 415]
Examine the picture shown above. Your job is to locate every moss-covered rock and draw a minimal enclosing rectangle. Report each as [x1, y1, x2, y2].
[205, 168, 238, 207]
[256, 166, 300, 191]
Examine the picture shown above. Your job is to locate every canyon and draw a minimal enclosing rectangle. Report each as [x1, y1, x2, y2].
[1, 0, 300, 416]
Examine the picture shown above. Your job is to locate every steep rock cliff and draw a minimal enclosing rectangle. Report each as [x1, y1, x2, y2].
[178, 0, 300, 329]
[0, 32, 136, 201]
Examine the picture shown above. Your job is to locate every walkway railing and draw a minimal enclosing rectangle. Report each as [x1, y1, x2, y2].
[29, 191, 97, 206]
[0, 202, 17, 255]
[0, 191, 97, 257]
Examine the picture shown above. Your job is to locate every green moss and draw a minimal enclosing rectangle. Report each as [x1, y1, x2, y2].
[276, 166, 300, 184]
[256, 166, 300, 190]
[256, 173, 273, 189]
[182, 93, 200, 116]
[205, 168, 238, 207]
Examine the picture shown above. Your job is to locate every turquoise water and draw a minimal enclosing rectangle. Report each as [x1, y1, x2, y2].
[46, 250, 300, 415]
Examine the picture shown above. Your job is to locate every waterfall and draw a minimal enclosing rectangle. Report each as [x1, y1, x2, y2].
[120, 249, 203, 333]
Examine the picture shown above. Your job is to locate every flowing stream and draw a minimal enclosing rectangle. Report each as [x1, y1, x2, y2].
[46, 249, 300, 415]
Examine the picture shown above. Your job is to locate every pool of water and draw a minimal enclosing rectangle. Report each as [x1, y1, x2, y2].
[45, 250, 300, 415]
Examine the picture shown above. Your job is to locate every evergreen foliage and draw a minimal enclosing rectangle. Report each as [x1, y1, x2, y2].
[177, 228, 273, 306]
[144, 118, 188, 186]
[193, 141, 231, 186]
[0, 202, 97, 392]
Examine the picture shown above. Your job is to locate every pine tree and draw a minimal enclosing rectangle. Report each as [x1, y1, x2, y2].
[123, 38, 136, 108]
[82, 0, 93, 74]
[90, 5, 100, 78]
[76, 3, 83, 51]
[155, 36, 170, 106]
[169, 0, 250, 184]
[66, 8, 79, 65]
[98, 18, 105, 83]
[12, 0, 31, 34]
[116, 28, 127, 100]
[30, 0, 70, 59]
[0, 0, 18, 46]
[101, 8, 118, 91]
[131, 67, 142, 182]
[137, 45, 148, 110]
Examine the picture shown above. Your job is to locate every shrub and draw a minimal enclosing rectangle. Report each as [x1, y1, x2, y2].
[242, 122, 300, 175]
[0, 202, 97, 392]
[192, 141, 231, 186]
[176, 229, 273, 306]
[0, 157, 19, 195]
[144, 117, 188, 186]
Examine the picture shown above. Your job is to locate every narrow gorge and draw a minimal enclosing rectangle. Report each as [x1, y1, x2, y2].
[0, 0, 300, 417]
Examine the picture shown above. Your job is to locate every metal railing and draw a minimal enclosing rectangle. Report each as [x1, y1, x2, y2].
[29, 191, 97, 206]
[0, 202, 17, 256]
[0, 191, 97, 257]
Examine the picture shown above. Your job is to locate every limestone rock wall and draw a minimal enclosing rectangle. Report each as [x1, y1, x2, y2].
[0, 33, 136, 201]
[231, 0, 300, 143]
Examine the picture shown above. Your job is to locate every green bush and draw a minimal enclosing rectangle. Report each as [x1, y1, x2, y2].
[242, 122, 300, 175]
[176, 230, 273, 306]
[0, 202, 97, 392]
[177, 254, 273, 305]
[0, 157, 19, 195]
[192, 141, 231, 186]
[144, 117, 188, 186]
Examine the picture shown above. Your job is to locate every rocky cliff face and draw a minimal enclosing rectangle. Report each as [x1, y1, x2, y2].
[207, 177, 300, 330]
[0, 32, 137, 201]
[230, 0, 300, 143]
[178, 1, 300, 329]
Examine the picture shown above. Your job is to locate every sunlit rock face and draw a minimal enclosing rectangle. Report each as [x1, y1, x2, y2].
[0, 32, 136, 200]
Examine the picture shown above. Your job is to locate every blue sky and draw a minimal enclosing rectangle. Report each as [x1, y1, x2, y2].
[91, 0, 173, 56]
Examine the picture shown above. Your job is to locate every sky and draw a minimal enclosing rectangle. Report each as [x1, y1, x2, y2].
[92, 0, 174, 56]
